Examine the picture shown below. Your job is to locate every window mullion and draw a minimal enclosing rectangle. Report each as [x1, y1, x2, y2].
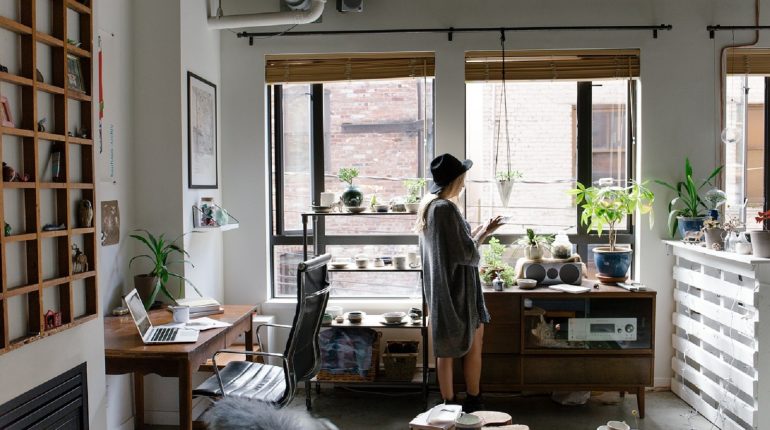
[576, 81, 593, 238]
[311, 83, 326, 256]
[273, 85, 285, 236]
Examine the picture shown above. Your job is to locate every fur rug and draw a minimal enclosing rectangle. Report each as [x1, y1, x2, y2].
[203, 397, 338, 430]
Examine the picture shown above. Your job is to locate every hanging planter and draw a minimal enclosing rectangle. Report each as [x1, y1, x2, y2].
[496, 171, 521, 207]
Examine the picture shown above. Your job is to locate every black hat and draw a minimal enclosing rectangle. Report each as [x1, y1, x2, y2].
[429, 153, 473, 194]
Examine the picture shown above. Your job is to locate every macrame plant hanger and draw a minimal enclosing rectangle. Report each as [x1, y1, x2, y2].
[494, 30, 515, 207]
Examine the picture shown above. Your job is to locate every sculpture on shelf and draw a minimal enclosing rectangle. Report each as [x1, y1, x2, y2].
[0, 65, 8, 73]
[42, 223, 66, 231]
[44, 310, 62, 330]
[3, 162, 16, 181]
[36, 68, 43, 82]
[72, 244, 88, 273]
[4, 222, 10, 236]
[78, 200, 93, 228]
[37, 118, 46, 132]
[76, 127, 88, 139]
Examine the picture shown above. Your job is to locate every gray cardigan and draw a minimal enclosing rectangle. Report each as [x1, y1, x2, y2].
[420, 199, 489, 358]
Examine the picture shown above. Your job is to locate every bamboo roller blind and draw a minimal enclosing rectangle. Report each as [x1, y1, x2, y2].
[265, 52, 435, 83]
[465, 49, 640, 81]
[726, 48, 770, 75]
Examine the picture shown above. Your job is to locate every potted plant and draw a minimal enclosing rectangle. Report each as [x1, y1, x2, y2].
[702, 218, 725, 250]
[480, 237, 515, 286]
[130, 229, 201, 309]
[496, 170, 523, 208]
[752, 211, 770, 258]
[338, 167, 363, 207]
[703, 188, 727, 221]
[404, 178, 426, 213]
[570, 180, 654, 281]
[515, 228, 554, 261]
[655, 158, 723, 238]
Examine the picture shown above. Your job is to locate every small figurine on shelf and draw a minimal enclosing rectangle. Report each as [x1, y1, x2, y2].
[78, 199, 93, 227]
[42, 223, 66, 231]
[67, 131, 73, 137]
[4, 222, 10, 236]
[37, 118, 46, 132]
[36, 68, 44, 83]
[0, 65, 7, 73]
[77, 127, 88, 139]
[72, 244, 88, 273]
[2, 162, 24, 182]
[67, 38, 82, 48]
[44, 310, 62, 330]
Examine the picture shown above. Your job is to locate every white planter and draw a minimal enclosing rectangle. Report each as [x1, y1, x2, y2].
[525, 245, 543, 261]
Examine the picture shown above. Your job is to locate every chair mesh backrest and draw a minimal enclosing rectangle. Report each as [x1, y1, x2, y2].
[284, 253, 331, 383]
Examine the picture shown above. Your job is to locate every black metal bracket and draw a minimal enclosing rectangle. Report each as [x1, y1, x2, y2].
[447, 27, 453, 41]
[707, 25, 770, 39]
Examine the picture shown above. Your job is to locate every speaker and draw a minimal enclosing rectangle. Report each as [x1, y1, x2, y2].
[520, 261, 583, 285]
[337, 0, 363, 12]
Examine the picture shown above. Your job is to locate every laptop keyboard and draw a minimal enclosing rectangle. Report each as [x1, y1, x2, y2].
[150, 327, 178, 342]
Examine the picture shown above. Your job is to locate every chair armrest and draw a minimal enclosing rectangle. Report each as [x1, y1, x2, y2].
[254, 323, 292, 353]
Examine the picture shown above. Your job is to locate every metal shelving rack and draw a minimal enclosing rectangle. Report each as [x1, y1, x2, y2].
[300, 210, 430, 409]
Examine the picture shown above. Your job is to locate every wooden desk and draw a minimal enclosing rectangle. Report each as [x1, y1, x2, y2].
[104, 305, 257, 430]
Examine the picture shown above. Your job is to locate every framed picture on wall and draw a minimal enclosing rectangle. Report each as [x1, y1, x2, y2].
[67, 54, 85, 92]
[187, 72, 217, 189]
[0, 96, 14, 127]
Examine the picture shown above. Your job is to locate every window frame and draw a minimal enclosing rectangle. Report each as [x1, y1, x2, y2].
[269, 80, 435, 299]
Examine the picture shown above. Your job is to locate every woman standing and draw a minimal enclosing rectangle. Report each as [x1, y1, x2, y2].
[415, 153, 503, 413]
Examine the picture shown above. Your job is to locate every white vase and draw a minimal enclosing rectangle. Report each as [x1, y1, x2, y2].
[525, 245, 543, 261]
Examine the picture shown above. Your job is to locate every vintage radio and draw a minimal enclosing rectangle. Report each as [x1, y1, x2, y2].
[520, 261, 582, 285]
[568, 318, 637, 341]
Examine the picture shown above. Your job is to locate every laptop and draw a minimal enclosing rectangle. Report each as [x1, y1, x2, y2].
[124, 289, 199, 344]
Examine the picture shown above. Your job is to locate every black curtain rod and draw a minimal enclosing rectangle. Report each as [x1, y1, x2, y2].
[708, 25, 770, 39]
[237, 24, 672, 45]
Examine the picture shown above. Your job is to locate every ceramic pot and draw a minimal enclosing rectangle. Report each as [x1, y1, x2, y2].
[750, 231, 770, 258]
[341, 185, 363, 207]
[524, 244, 543, 261]
[134, 274, 158, 308]
[405, 202, 420, 213]
[497, 179, 514, 207]
[677, 216, 705, 239]
[593, 247, 632, 279]
[704, 227, 725, 250]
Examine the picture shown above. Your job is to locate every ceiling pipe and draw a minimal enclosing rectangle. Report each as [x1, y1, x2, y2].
[207, 0, 326, 30]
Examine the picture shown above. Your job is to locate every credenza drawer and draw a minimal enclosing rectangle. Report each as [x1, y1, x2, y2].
[484, 323, 519, 353]
[522, 356, 652, 385]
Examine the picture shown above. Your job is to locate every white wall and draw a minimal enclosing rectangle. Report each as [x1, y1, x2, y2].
[220, 0, 769, 388]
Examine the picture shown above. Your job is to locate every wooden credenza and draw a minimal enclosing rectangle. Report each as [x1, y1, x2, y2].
[454, 282, 656, 417]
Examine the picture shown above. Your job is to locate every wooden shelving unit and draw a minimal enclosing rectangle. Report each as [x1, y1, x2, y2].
[0, 0, 96, 356]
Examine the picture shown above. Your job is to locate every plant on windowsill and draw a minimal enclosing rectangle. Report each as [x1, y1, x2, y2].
[515, 228, 554, 261]
[751, 211, 770, 258]
[404, 178, 427, 213]
[496, 170, 523, 208]
[130, 229, 201, 309]
[701, 218, 725, 251]
[338, 167, 364, 209]
[480, 237, 515, 287]
[655, 158, 722, 239]
[569, 180, 654, 281]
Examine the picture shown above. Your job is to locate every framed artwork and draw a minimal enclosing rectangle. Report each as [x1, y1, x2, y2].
[187, 72, 217, 189]
[101, 200, 120, 246]
[0, 96, 13, 127]
[67, 54, 85, 92]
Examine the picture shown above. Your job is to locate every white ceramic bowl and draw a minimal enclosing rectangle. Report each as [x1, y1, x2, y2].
[347, 311, 365, 323]
[346, 206, 367, 214]
[382, 311, 406, 323]
[606, 421, 630, 430]
[326, 306, 343, 318]
[517, 279, 537, 289]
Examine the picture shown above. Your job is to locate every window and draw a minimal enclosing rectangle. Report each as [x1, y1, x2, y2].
[465, 50, 639, 276]
[268, 54, 435, 298]
[723, 50, 767, 230]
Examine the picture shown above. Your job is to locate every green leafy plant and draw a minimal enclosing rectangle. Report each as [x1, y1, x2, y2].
[338, 167, 359, 186]
[569, 181, 654, 251]
[130, 230, 201, 309]
[404, 178, 427, 204]
[480, 237, 514, 286]
[496, 170, 523, 182]
[655, 158, 722, 238]
[515, 228, 554, 248]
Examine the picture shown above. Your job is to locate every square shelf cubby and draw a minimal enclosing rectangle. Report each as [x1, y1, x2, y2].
[2, 134, 36, 183]
[7, 290, 40, 344]
[69, 232, 93, 275]
[71, 277, 95, 319]
[41, 280, 71, 330]
[39, 188, 68, 231]
[38, 139, 67, 183]
[68, 188, 93, 231]
[2, 188, 37, 236]
[40, 235, 69, 282]
[4, 240, 38, 291]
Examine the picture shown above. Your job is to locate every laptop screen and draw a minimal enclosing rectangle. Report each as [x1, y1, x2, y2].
[125, 291, 152, 338]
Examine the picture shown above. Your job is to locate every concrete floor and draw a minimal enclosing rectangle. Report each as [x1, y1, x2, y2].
[286, 388, 713, 430]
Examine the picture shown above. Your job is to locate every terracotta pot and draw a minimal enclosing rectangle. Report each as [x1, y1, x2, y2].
[134, 274, 158, 306]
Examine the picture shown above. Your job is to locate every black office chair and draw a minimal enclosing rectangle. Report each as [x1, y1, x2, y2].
[194, 253, 331, 409]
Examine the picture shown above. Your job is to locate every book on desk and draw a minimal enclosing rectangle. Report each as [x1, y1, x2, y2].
[169, 297, 224, 317]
